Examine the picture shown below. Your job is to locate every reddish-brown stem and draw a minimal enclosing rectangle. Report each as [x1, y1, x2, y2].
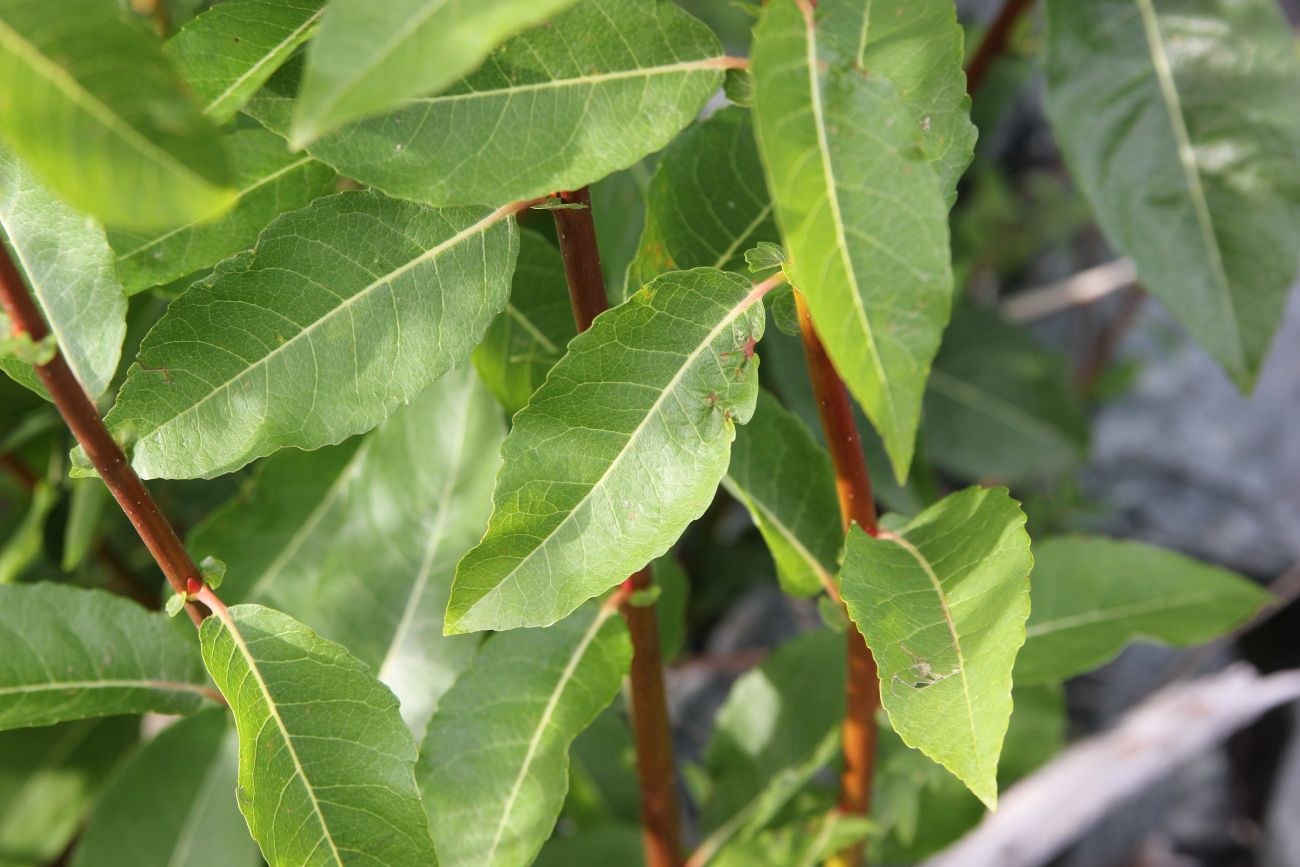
[0, 246, 205, 626]
[552, 187, 684, 867]
[552, 187, 610, 332]
[965, 0, 1035, 95]
[622, 567, 685, 867]
[793, 290, 879, 867]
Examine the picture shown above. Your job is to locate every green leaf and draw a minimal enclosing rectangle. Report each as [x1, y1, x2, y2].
[0, 0, 235, 229]
[626, 107, 778, 292]
[746, 242, 786, 274]
[874, 684, 1064, 860]
[924, 306, 1087, 484]
[703, 630, 844, 839]
[447, 267, 768, 634]
[248, 0, 726, 207]
[189, 367, 500, 737]
[291, 0, 581, 146]
[816, 0, 976, 203]
[167, 0, 325, 124]
[752, 0, 955, 481]
[535, 826, 644, 867]
[1043, 0, 1300, 386]
[723, 390, 841, 597]
[110, 128, 335, 296]
[199, 602, 437, 867]
[0, 718, 138, 866]
[104, 190, 518, 480]
[0, 584, 214, 730]
[198, 555, 225, 589]
[62, 477, 109, 572]
[652, 556, 689, 662]
[471, 230, 577, 415]
[419, 601, 631, 867]
[0, 145, 126, 400]
[0, 479, 55, 584]
[1017, 536, 1271, 685]
[713, 814, 873, 867]
[72, 709, 260, 867]
[840, 486, 1032, 808]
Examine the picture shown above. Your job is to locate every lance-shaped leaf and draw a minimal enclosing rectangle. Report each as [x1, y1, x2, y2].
[248, 0, 726, 208]
[110, 128, 335, 296]
[712, 814, 873, 867]
[472, 230, 577, 415]
[447, 267, 768, 634]
[0, 146, 126, 399]
[291, 0, 581, 146]
[419, 602, 631, 867]
[816, 0, 976, 203]
[703, 630, 844, 841]
[0, 0, 234, 229]
[190, 367, 500, 738]
[1044, 0, 1300, 386]
[752, 0, 954, 481]
[0, 718, 138, 866]
[0, 479, 55, 584]
[199, 602, 437, 867]
[627, 107, 778, 293]
[840, 486, 1031, 808]
[0, 584, 214, 730]
[72, 709, 259, 867]
[167, 0, 326, 124]
[1017, 536, 1270, 685]
[723, 390, 840, 597]
[104, 190, 518, 480]
[924, 306, 1087, 484]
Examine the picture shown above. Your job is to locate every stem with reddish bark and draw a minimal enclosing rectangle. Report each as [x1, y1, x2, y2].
[0, 245, 206, 625]
[793, 290, 880, 867]
[552, 186, 685, 867]
[965, 0, 1035, 95]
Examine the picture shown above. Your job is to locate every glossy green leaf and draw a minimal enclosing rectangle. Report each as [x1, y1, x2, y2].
[703, 630, 844, 838]
[1017, 536, 1271, 685]
[752, 0, 955, 481]
[1044, 0, 1300, 386]
[72, 710, 259, 867]
[924, 306, 1087, 484]
[535, 826, 643, 867]
[167, 0, 325, 124]
[190, 367, 500, 738]
[249, 0, 726, 207]
[447, 267, 768, 634]
[291, 0, 581, 145]
[0, 0, 234, 229]
[840, 486, 1031, 808]
[723, 390, 840, 597]
[0, 584, 213, 730]
[0, 718, 138, 867]
[816, 0, 976, 203]
[471, 230, 577, 415]
[419, 602, 630, 867]
[0, 145, 126, 399]
[104, 190, 518, 480]
[110, 128, 335, 296]
[199, 602, 437, 867]
[626, 107, 778, 292]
